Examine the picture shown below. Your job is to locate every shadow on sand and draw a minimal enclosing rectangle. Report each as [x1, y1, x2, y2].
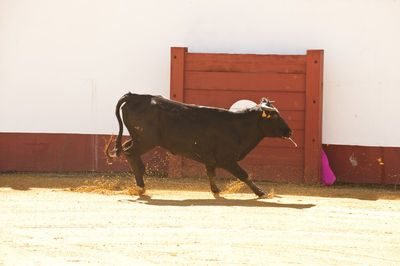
[121, 195, 316, 209]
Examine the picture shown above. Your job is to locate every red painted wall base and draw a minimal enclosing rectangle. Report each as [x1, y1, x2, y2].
[1, 133, 399, 184]
[0, 132, 167, 174]
[323, 144, 400, 184]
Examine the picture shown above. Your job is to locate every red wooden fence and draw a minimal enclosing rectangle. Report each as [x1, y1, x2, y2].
[170, 47, 324, 183]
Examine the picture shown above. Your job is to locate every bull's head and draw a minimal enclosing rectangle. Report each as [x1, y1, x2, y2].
[258, 98, 294, 141]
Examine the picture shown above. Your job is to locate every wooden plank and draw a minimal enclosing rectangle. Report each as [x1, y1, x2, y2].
[304, 50, 324, 184]
[244, 146, 304, 166]
[185, 53, 306, 73]
[279, 110, 305, 130]
[241, 163, 304, 182]
[259, 130, 304, 148]
[185, 72, 305, 92]
[184, 89, 305, 111]
[382, 147, 400, 184]
[170, 47, 187, 102]
[167, 154, 183, 178]
[0, 132, 133, 172]
[181, 158, 206, 178]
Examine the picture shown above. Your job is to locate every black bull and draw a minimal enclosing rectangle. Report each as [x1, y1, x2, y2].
[106, 92, 293, 197]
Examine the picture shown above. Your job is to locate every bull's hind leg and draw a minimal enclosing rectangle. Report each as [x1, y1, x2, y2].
[124, 153, 146, 195]
[223, 162, 266, 197]
[206, 165, 221, 196]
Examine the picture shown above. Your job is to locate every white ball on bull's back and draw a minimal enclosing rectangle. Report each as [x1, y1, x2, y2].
[229, 100, 257, 112]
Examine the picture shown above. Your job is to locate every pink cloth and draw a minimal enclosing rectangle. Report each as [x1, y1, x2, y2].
[321, 149, 336, 186]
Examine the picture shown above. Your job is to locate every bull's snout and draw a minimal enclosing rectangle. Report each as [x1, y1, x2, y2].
[283, 129, 293, 139]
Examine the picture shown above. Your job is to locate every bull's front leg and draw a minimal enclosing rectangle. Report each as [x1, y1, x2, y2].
[223, 162, 266, 198]
[206, 165, 221, 196]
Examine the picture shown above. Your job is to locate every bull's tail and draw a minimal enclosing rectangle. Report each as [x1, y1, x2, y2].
[104, 134, 116, 162]
[114, 93, 130, 157]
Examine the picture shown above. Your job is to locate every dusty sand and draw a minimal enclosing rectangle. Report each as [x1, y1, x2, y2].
[1, 173, 400, 265]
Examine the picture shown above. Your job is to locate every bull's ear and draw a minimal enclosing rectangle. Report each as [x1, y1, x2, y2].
[262, 110, 271, 118]
[260, 98, 268, 104]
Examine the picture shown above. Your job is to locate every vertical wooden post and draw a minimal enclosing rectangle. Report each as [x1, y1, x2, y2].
[168, 47, 187, 177]
[304, 50, 324, 184]
[170, 47, 187, 102]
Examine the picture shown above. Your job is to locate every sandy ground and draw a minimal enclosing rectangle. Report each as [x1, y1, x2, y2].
[1, 173, 400, 265]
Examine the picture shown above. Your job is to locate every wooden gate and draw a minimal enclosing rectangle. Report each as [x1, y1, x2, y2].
[169, 47, 323, 183]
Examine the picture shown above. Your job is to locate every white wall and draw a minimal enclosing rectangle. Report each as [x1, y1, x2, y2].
[1, 0, 399, 147]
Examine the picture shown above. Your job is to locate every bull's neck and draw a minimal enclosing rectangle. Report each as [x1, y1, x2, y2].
[235, 113, 264, 161]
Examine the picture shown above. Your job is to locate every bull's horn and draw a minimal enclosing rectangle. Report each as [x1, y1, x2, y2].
[260, 102, 277, 112]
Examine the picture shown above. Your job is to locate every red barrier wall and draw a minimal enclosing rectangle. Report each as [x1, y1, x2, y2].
[170, 47, 323, 183]
[0, 132, 167, 175]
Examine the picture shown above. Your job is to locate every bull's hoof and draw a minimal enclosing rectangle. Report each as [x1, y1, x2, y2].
[211, 186, 221, 195]
[258, 194, 273, 199]
[137, 186, 146, 196]
[127, 186, 146, 196]
[212, 192, 222, 199]
[258, 188, 274, 199]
